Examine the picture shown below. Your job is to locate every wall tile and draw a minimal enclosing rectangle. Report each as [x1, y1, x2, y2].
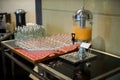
[42, 0, 120, 56]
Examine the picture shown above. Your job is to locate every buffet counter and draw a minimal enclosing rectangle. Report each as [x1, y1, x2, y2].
[1, 34, 120, 80]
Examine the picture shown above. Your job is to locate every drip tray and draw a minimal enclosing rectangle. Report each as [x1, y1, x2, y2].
[59, 51, 97, 64]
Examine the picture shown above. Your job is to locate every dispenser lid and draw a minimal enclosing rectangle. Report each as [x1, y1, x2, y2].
[15, 9, 26, 14]
[73, 9, 93, 21]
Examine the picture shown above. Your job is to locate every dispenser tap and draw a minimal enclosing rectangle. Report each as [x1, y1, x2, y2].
[71, 33, 75, 45]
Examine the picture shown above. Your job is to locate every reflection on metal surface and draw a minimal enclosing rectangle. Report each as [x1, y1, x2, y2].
[0, 33, 12, 41]
[90, 48, 120, 59]
[91, 67, 120, 80]
[38, 63, 72, 80]
[60, 51, 96, 64]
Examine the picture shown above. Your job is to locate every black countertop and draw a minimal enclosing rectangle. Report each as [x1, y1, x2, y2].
[40, 49, 120, 80]
[89, 50, 120, 80]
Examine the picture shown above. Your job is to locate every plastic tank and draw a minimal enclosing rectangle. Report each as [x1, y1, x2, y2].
[73, 9, 93, 41]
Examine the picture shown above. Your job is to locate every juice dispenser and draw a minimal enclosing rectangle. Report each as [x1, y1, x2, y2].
[72, 7, 93, 59]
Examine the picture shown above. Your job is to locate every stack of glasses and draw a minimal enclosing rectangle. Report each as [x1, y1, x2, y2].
[14, 25, 72, 51]
[14, 25, 47, 41]
[14, 25, 47, 49]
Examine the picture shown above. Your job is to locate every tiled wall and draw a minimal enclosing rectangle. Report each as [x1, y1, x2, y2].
[42, 0, 120, 56]
[0, 0, 120, 56]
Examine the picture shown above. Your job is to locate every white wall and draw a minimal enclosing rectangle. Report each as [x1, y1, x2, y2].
[42, 0, 120, 56]
[0, 0, 36, 24]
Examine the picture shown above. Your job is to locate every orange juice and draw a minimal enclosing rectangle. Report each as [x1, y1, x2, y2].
[73, 26, 92, 40]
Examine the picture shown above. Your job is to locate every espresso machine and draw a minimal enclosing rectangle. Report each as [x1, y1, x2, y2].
[0, 12, 11, 33]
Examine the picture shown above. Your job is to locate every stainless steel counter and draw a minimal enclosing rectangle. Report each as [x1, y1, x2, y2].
[1, 39, 120, 80]
[0, 33, 13, 41]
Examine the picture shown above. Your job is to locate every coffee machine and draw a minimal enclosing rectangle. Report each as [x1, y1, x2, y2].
[15, 9, 26, 27]
[0, 12, 11, 33]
